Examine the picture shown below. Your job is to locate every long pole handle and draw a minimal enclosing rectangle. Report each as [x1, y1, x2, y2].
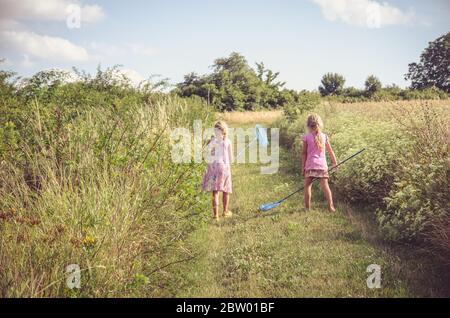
[278, 148, 366, 203]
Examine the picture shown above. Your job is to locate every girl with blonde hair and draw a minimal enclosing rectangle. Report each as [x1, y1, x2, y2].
[202, 121, 233, 220]
[301, 114, 338, 212]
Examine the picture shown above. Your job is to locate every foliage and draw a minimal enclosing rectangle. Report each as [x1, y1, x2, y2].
[279, 100, 450, 264]
[376, 104, 449, 243]
[175, 52, 294, 111]
[318, 73, 346, 96]
[324, 85, 449, 103]
[174, 51, 449, 108]
[405, 32, 450, 92]
[0, 67, 213, 297]
[365, 75, 382, 96]
[283, 91, 321, 123]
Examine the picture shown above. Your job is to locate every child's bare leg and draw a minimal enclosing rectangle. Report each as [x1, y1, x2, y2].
[223, 192, 229, 213]
[212, 191, 219, 218]
[319, 178, 336, 212]
[304, 177, 313, 210]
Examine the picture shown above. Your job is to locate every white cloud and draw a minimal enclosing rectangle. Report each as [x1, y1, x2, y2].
[0, 0, 105, 24]
[0, 1, 106, 63]
[0, 30, 89, 61]
[119, 68, 147, 86]
[311, 0, 416, 28]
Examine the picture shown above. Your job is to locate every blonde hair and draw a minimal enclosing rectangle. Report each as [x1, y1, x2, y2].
[214, 121, 228, 139]
[306, 114, 324, 150]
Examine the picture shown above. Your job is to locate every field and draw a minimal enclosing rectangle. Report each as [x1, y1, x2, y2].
[1, 0, 449, 301]
[1, 94, 449, 297]
[158, 103, 450, 297]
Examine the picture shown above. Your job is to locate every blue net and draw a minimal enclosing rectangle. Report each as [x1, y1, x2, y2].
[259, 201, 281, 212]
[255, 124, 268, 148]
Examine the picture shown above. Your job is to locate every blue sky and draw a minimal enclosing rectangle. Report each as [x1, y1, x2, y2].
[0, 0, 449, 90]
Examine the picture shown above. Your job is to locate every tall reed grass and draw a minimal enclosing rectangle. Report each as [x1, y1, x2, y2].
[0, 95, 213, 297]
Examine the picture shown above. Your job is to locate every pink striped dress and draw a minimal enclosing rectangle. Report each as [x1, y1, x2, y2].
[202, 137, 233, 193]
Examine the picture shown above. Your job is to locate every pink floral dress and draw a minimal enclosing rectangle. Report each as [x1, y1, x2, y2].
[202, 137, 233, 193]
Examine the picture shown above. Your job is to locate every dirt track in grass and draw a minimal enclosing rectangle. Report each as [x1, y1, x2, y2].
[165, 112, 414, 297]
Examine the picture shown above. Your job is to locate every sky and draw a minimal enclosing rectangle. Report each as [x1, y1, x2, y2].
[0, 0, 449, 90]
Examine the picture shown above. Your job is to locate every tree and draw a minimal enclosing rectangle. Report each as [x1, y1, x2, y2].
[405, 32, 450, 92]
[365, 75, 382, 96]
[175, 72, 205, 98]
[318, 73, 345, 96]
[176, 53, 292, 111]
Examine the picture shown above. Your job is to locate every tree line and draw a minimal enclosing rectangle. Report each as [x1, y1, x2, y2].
[175, 32, 450, 110]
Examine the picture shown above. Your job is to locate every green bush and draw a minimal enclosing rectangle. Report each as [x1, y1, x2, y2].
[279, 101, 450, 263]
[281, 109, 410, 204]
[283, 91, 321, 123]
[376, 104, 449, 242]
[0, 67, 214, 297]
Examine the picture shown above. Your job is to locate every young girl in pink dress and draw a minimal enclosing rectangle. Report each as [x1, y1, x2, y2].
[202, 121, 233, 220]
[302, 114, 338, 212]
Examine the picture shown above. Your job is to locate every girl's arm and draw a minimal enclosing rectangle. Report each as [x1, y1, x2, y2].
[325, 139, 337, 168]
[301, 140, 307, 176]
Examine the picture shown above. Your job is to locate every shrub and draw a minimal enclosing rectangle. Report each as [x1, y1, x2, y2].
[0, 69, 214, 296]
[400, 86, 449, 100]
[376, 103, 449, 245]
[283, 91, 321, 123]
[279, 100, 450, 264]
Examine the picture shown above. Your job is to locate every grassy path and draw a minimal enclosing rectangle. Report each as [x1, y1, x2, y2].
[170, 114, 413, 297]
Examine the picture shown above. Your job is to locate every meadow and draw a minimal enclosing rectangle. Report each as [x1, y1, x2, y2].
[159, 103, 450, 297]
[279, 99, 449, 257]
[0, 66, 449, 297]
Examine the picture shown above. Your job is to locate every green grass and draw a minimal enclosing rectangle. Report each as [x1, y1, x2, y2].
[150, 116, 423, 298]
[126, 112, 449, 298]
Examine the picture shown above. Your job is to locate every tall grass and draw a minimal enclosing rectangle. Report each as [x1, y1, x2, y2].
[277, 100, 450, 265]
[216, 110, 283, 125]
[0, 95, 213, 297]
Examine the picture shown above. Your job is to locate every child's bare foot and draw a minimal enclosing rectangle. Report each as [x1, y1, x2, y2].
[213, 214, 219, 220]
[329, 206, 336, 213]
[222, 210, 232, 218]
